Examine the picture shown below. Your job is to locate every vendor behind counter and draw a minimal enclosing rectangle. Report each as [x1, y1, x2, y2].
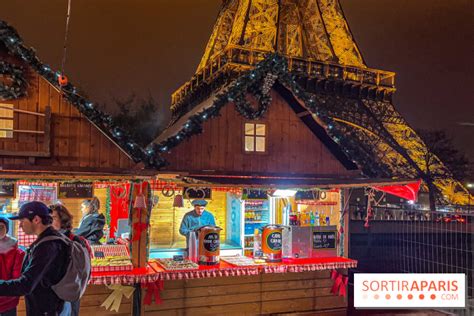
[179, 199, 216, 248]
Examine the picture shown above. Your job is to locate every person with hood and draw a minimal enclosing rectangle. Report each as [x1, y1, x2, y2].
[50, 203, 91, 316]
[0, 217, 25, 316]
[75, 197, 105, 245]
[0, 201, 69, 315]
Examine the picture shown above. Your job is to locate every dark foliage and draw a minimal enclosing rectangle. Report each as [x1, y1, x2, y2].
[112, 94, 168, 147]
[417, 129, 471, 182]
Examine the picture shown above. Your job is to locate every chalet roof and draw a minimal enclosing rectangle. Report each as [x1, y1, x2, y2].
[149, 54, 471, 204]
[180, 175, 418, 189]
[0, 20, 165, 169]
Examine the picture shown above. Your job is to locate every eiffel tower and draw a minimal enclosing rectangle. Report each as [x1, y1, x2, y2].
[167, 0, 471, 205]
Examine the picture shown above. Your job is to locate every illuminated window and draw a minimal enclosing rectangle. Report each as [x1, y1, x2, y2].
[0, 103, 14, 138]
[244, 122, 266, 153]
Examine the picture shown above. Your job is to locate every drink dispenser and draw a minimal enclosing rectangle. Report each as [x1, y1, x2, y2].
[197, 225, 222, 265]
[262, 224, 284, 262]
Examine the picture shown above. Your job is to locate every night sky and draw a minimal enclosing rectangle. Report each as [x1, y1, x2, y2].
[2, 0, 473, 156]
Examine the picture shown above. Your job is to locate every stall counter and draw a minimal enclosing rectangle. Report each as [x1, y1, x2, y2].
[18, 257, 355, 316]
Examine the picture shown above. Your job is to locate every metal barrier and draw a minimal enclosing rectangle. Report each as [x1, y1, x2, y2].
[349, 207, 473, 315]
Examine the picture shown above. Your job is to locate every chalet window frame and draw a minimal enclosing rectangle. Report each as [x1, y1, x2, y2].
[243, 121, 267, 155]
[0, 103, 14, 138]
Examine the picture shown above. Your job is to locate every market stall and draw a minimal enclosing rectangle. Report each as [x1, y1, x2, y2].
[0, 22, 161, 315]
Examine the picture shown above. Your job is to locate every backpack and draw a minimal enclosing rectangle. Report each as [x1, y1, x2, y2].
[35, 235, 91, 301]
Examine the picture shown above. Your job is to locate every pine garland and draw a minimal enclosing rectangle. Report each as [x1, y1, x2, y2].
[0, 20, 166, 169]
[0, 61, 27, 100]
[148, 54, 392, 178]
[105, 187, 111, 226]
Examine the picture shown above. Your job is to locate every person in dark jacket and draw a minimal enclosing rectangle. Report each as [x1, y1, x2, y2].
[0, 201, 69, 316]
[50, 203, 91, 316]
[0, 217, 25, 316]
[75, 197, 105, 245]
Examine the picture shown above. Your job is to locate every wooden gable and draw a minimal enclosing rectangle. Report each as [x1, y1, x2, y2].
[0, 52, 136, 174]
[161, 88, 358, 177]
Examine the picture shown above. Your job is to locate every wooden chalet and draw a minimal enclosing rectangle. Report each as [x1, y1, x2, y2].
[0, 20, 163, 316]
[0, 21, 163, 178]
[143, 1, 470, 315]
[1, 0, 471, 315]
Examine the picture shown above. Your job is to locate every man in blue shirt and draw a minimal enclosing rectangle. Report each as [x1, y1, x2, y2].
[179, 200, 216, 248]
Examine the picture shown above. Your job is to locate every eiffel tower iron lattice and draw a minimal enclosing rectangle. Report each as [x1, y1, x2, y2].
[166, 0, 471, 205]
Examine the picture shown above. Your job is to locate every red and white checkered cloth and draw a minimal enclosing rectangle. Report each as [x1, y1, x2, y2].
[91, 265, 133, 273]
[18, 185, 56, 205]
[91, 244, 129, 258]
[91, 244, 133, 273]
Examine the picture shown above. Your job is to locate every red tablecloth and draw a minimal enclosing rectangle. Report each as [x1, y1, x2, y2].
[148, 260, 261, 280]
[90, 257, 357, 285]
[148, 257, 356, 281]
[264, 257, 357, 273]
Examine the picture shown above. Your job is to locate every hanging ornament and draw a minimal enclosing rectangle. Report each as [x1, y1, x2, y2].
[133, 193, 146, 209]
[111, 185, 127, 199]
[363, 188, 384, 228]
[172, 194, 184, 208]
[58, 74, 68, 86]
[59, 0, 72, 88]
[161, 183, 175, 197]
[133, 182, 147, 209]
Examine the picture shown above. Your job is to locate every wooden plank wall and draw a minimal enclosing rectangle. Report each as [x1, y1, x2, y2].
[162, 90, 354, 176]
[143, 270, 346, 315]
[16, 273, 345, 316]
[17, 285, 132, 316]
[149, 191, 227, 248]
[0, 52, 135, 172]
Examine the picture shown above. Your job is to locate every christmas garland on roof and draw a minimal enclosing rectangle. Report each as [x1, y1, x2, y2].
[0, 20, 166, 169]
[147, 54, 393, 177]
[0, 61, 27, 100]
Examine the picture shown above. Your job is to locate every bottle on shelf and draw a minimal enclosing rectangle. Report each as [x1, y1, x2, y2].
[315, 211, 320, 226]
[319, 212, 325, 226]
[253, 228, 262, 258]
[310, 211, 315, 226]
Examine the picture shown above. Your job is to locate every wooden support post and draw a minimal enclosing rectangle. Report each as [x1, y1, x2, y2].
[342, 188, 350, 257]
[130, 181, 150, 268]
[130, 181, 150, 316]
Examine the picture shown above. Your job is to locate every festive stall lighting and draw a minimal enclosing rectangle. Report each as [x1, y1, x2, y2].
[272, 189, 297, 197]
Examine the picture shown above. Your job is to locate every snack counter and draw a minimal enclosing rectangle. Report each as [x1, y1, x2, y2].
[148, 256, 356, 280]
[141, 255, 355, 315]
[82, 255, 356, 315]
